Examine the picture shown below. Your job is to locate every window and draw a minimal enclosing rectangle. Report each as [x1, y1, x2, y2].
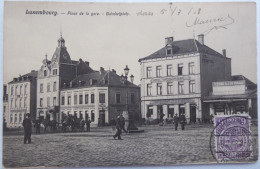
[85, 94, 89, 104]
[20, 85, 23, 95]
[10, 114, 13, 123]
[178, 64, 183, 75]
[130, 93, 135, 104]
[40, 98, 43, 107]
[178, 81, 184, 94]
[91, 110, 95, 122]
[99, 93, 105, 103]
[167, 82, 173, 94]
[11, 99, 13, 108]
[116, 93, 121, 104]
[147, 84, 152, 96]
[68, 96, 71, 105]
[53, 97, 57, 106]
[24, 98, 27, 107]
[24, 84, 27, 95]
[91, 94, 95, 103]
[15, 99, 17, 108]
[189, 80, 195, 93]
[156, 66, 162, 77]
[47, 83, 50, 92]
[19, 113, 22, 122]
[14, 114, 17, 123]
[40, 84, 43, 93]
[53, 82, 57, 91]
[44, 70, 47, 77]
[147, 105, 153, 118]
[79, 95, 83, 104]
[15, 86, 18, 95]
[167, 65, 173, 76]
[74, 111, 78, 117]
[11, 86, 14, 95]
[47, 97, 50, 107]
[189, 62, 195, 74]
[147, 67, 152, 78]
[3, 106, 6, 113]
[166, 47, 172, 55]
[19, 98, 22, 108]
[53, 69, 58, 75]
[61, 96, 65, 105]
[74, 95, 77, 105]
[157, 83, 162, 95]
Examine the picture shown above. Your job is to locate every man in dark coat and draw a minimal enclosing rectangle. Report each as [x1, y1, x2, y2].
[173, 114, 179, 131]
[86, 118, 91, 132]
[34, 119, 41, 134]
[179, 113, 186, 130]
[119, 114, 127, 133]
[113, 116, 122, 140]
[23, 113, 32, 144]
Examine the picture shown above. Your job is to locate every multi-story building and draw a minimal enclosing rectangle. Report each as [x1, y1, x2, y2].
[7, 70, 37, 127]
[60, 68, 141, 126]
[138, 35, 231, 123]
[203, 75, 257, 119]
[3, 85, 9, 128]
[36, 35, 94, 122]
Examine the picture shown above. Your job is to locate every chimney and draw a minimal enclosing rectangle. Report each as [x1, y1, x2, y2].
[13, 78, 17, 82]
[85, 61, 89, 66]
[100, 67, 104, 72]
[90, 79, 93, 85]
[222, 49, 226, 57]
[165, 37, 174, 46]
[197, 34, 204, 45]
[112, 69, 116, 73]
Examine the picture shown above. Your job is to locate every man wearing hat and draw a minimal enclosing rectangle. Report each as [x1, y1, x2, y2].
[113, 116, 122, 140]
[173, 113, 179, 131]
[23, 113, 32, 144]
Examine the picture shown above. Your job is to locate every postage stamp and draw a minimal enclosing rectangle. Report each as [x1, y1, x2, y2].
[213, 115, 252, 162]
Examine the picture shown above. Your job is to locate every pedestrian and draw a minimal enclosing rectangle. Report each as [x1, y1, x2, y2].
[113, 116, 122, 140]
[173, 114, 179, 131]
[179, 113, 186, 130]
[34, 119, 41, 134]
[80, 118, 85, 132]
[119, 114, 127, 133]
[23, 113, 32, 144]
[110, 118, 116, 131]
[86, 118, 91, 132]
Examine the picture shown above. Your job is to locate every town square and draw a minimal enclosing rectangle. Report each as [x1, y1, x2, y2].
[2, 2, 258, 168]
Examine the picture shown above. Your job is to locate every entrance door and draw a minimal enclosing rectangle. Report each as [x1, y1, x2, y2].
[157, 105, 163, 121]
[168, 105, 174, 118]
[99, 110, 105, 126]
[190, 105, 197, 123]
[179, 104, 185, 116]
[85, 111, 89, 121]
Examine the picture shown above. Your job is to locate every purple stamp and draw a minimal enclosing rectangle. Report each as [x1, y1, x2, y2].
[214, 115, 251, 162]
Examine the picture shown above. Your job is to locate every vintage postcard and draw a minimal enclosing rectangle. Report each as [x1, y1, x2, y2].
[2, 1, 258, 168]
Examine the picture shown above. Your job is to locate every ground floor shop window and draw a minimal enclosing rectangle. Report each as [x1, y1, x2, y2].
[146, 105, 153, 118]
[168, 105, 174, 118]
[91, 110, 95, 122]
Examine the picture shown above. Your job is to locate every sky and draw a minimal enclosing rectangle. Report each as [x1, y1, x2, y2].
[3, 2, 257, 85]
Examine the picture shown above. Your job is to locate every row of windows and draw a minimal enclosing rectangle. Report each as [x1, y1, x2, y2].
[10, 98, 28, 108]
[39, 97, 57, 107]
[147, 81, 196, 96]
[10, 84, 28, 96]
[43, 69, 58, 77]
[40, 82, 57, 93]
[10, 113, 23, 123]
[146, 62, 195, 78]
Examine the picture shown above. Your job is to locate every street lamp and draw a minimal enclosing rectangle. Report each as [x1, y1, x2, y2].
[121, 65, 138, 131]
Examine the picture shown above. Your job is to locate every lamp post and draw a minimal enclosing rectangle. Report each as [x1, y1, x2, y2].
[121, 65, 138, 131]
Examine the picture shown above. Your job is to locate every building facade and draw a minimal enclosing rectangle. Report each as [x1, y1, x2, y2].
[7, 71, 37, 127]
[3, 85, 8, 128]
[139, 35, 231, 123]
[60, 68, 141, 126]
[203, 75, 257, 119]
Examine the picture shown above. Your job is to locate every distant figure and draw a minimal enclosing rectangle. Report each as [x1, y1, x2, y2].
[34, 119, 41, 134]
[113, 116, 122, 140]
[23, 113, 32, 144]
[179, 113, 186, 130]
[80, 118, 85, 132]
[119, 114, 127, 133]
[111, 118, 116, 131]
[86, 118, 91, 132]
[159, 112, 165, 126]
[210, 114, 214, 124]
[173, 114, 179, 131]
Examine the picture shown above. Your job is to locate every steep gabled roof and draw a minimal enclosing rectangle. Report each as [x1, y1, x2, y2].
[138, 39, 224, 62]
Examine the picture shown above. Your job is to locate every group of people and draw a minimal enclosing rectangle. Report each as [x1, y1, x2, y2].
[173, 113, 186, 131]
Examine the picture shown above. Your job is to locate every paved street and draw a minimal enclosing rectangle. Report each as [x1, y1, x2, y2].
[3, 124, 258, 168]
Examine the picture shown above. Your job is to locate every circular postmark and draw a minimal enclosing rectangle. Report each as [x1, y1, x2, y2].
[209, 115, 252, 163]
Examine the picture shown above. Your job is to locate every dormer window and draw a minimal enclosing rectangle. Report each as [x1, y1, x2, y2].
[166, 46, 172, 55]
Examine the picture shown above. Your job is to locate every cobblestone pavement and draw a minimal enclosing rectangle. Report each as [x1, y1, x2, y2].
[2, 124, 258, 168]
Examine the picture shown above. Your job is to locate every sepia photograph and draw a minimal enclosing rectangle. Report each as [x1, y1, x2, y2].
[2, 1, 258, 168]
